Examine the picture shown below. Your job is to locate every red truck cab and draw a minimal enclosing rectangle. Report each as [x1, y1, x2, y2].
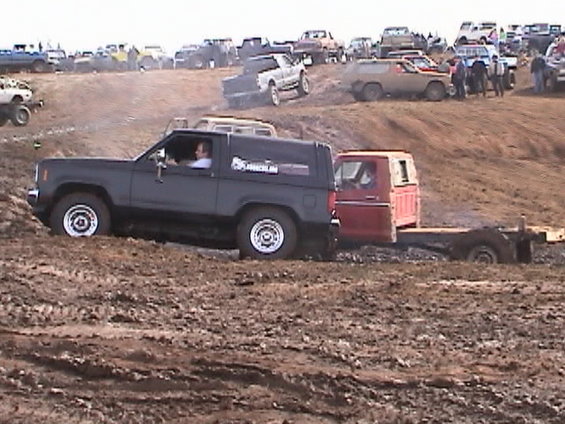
[334, 151, 420, 244]
[333, 150, 564, 264]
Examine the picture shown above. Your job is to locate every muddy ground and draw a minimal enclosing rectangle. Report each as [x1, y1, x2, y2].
[0, 64, 564, 423]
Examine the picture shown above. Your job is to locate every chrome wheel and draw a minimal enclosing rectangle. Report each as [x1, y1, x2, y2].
[63, 204, 99, 237]
[250, 219, 285, 254]
[301, 76, 309, 93]
[269, 85, 280, 106]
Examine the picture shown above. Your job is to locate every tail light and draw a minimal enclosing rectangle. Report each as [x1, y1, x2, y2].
[327, 190, 336, 213]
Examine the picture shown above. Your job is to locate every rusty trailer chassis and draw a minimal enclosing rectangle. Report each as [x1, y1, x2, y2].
[354, 218, 564, 264]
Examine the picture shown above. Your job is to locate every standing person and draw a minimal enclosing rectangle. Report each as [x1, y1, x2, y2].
[127, 46, 139, 71]
[488, 28, 499, 48]
[556, 36, 565, 57]
[530, 53, 546, 93]
[453, 56, 467, 100]
[470, 55, 487, 97]
[499, 28, 507, 52]
[489, 55, 505, 97]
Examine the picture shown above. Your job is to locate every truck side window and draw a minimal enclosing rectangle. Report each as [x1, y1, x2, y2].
[335, 161, 376, 190]
[393, 159, 411, 185]
[153, 135, 214, 168]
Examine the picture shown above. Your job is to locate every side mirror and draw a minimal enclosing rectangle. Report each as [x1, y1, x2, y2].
[154, 148, 167, 183]
[155, 148, 166, 163]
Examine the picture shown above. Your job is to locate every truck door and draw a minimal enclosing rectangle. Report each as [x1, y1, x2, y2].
[129, 133, 219, 221]
[334, 158, 394, 243]
[276, 55, 296, 88]
[390, 157, 419, 227]
[393, 61, 421, 94]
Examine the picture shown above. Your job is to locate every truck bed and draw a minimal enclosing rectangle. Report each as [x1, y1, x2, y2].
[397, 226, 565, 244]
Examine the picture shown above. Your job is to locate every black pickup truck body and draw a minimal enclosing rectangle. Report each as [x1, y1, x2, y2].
[28, 130, 339, 259]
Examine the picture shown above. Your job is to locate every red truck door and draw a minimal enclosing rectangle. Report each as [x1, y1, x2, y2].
[334, 157, 395, 243]
[389, 156, 419, 227]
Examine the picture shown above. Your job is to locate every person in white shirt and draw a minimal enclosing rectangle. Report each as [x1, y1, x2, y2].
[190, 141, 212, 168]
[488, 55, 505, 97]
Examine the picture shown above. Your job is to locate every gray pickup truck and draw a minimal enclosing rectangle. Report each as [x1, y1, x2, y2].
[222, 54, 310, 107]
[27, 129, 339, 260]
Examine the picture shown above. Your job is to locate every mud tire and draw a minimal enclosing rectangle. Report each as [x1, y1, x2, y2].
[50, 193, 111, 237]
[503, 71, 516, 90]
[31, 60, 47, 73]
[297, 72, 310, 97]
[237, 207, 297, 260]
[362, 83, 384, 102]
[267, 83, 280, 106]
[425, 82, 446, 101]
[10, 105, 31, 127]
[449, 229, 517, 264]
[546, 74, 557, 93]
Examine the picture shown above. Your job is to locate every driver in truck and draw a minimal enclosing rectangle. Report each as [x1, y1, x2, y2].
[190, 140, 212, 168]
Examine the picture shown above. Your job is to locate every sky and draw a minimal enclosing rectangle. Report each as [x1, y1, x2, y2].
[4, 0, 564, 54]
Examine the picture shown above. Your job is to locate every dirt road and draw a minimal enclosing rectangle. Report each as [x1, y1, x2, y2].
[1, 65, 564, 423]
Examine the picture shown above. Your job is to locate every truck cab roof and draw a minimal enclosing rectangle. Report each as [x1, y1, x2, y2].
[337, 150, 413, 159]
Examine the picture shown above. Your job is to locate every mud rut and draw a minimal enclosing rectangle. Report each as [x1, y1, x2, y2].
[0, 68, 565, 423]
[1, 235, 564, 424]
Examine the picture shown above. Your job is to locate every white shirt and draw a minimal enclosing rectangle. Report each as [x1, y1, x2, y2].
[190, 157, 212, 169]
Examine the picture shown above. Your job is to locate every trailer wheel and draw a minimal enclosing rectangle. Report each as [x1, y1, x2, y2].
[10, 105, 31, 127]
[466, 245, 500, 264]
[449, 229, 517, 264]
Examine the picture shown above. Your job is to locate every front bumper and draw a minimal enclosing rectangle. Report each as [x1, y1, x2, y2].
[27, 188, 39, 207]
[27, 187, 48, 222]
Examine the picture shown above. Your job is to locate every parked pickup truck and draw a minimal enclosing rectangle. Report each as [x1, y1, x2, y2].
[27, 129, 339, 260]
[222, 54, 310, 107]
[0, 45, 54, 73]
[238, 37, 293, 62]
[334, 150, 565, 264]
[0, 76, 43, 127]
[293, 30, 345, 65]
[379, 27, 428, 58]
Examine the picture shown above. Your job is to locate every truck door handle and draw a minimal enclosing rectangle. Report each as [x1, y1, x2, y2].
[365, 195, 376, 200]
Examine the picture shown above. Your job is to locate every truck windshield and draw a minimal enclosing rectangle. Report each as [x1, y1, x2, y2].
[302, 31, 326, 39]
[384, 27, 409, 36]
